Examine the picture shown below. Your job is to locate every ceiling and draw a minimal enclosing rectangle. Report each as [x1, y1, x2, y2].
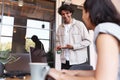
[0, 0, 55, 22]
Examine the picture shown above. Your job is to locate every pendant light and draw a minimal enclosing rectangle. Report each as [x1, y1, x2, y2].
[42, 14, 45, 29]
[18, 0, 24, 7]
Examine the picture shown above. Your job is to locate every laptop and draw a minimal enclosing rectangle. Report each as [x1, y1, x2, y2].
[5, 53, 31, 74]
[29, 47, 47, 63]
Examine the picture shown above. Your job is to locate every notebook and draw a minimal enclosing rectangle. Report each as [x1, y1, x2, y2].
[5, 53, 31, 73]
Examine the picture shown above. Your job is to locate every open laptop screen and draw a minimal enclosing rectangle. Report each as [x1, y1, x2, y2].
[5, 53, 30, 73]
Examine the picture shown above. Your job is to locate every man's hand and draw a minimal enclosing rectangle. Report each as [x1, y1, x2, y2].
[66, 44, 73, 49]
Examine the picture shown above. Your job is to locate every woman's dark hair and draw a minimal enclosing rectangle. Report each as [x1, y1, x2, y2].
[58, 4, 74, 15]
[84, 0, 120, 26]
[31, 35, 39, 42]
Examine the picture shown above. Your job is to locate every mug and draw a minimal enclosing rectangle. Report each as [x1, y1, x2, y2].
[29, 63, 50, 80]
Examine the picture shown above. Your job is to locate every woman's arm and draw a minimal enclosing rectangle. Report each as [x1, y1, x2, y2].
[95, 33, 119, 80]
[61, 69, 95, 77]
[48, 33, 119, 80]
[48, 68, 95, 80]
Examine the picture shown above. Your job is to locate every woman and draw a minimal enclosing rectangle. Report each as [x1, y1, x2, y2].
[48, 0, 120, 80]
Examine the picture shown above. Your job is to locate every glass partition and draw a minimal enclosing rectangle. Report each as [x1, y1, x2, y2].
[0, 0, 55, 54]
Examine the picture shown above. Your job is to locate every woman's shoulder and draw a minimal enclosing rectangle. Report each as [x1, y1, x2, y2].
[97, 22, 120, 29]
[94, 22, 120, 41]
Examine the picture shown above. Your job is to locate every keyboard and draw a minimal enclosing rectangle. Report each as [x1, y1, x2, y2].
[3, 71, 30, 78]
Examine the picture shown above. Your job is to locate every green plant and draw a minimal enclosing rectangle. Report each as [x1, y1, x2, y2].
[0, 50, 20, 64]
[46, 50, 55, 68]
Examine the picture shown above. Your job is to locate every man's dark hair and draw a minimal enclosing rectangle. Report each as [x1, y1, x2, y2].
[58, 4, 74, 15]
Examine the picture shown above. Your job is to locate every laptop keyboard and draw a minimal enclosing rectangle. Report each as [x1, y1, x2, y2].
[3, 71, 30, 78]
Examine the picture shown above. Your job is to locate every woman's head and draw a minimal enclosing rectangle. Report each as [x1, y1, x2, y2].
[31, 35, 39, 42]
[82, 0, 120, 30]
[58, 4, 74, 24]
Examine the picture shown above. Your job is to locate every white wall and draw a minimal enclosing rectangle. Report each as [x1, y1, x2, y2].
[89, 30, 97, 70]
[71, 0, 85, 6]
[55, 0, 62, 70]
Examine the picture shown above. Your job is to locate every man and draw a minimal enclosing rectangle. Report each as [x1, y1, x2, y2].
[56, 4, 91, 69]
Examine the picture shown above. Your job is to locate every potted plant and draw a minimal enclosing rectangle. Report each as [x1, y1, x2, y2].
[46, 50, 55, 68]
[0, 50, 20, 77]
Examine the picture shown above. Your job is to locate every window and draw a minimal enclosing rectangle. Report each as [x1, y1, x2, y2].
[26, 19, 50, 52]
[0, 16, 14, 51]
[0, 16, 50, 52]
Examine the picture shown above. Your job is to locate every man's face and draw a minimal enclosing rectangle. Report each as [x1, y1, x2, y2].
[61, 10, 72, 24]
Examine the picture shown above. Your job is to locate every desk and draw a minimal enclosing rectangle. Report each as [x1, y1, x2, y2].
[1, 75, 53, 80]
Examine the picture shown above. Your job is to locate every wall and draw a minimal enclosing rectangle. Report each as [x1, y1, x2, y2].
[71, 0, 85, 6]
